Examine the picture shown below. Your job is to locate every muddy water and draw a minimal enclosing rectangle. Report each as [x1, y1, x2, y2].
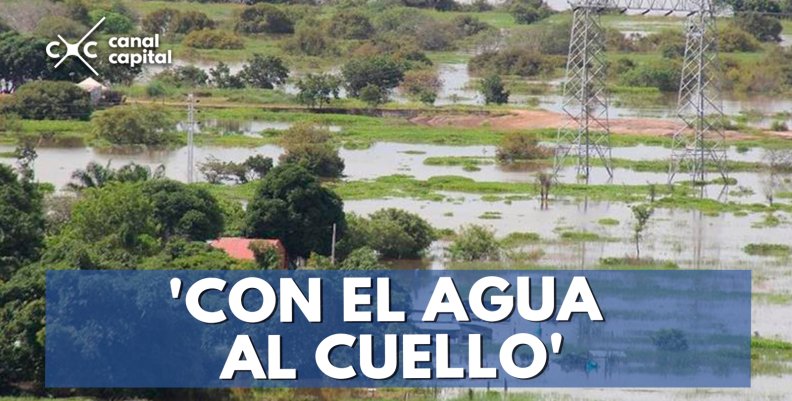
[2, 142, 780, 194]
[1, 142, 786, 206]
[346, 195, 792, 342]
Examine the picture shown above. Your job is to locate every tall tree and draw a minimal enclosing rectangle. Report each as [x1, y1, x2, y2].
[0, 164, 45, 280]
[245, 165, 346, 259]
[142, 180, 224, 241]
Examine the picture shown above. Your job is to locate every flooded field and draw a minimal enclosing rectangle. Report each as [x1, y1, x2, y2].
[4, 141, 785, 205]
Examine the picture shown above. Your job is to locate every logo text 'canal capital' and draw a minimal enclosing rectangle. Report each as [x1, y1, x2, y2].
[46, 18, 171, 76]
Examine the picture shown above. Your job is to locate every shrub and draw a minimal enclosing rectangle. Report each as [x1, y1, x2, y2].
[234, 4, 294, 34]
[469, 48, 554, 77]
[279, 124, 344, 178]
[479, 74, 509, 105]
[452, 15, 491, 37]
[339, 247, 382, 270]
[770, 120, 789, 131]
[89, 10, 134, 34]
[328, 10, 374, 40]
[508, 0, 552, 24]
[282, 24, 336, 56]
[145, 80, 172, 98]
[735, 13, 782, 42]
[153, 65, 209, 87]
[183, 29, 244, 49]
[34, 16, 86, 39]
[367, 209, 435, 259]
[719, 24, 761, 52]
[359, 84, 387, 107]
[91, 105, 175, 145]
[400, 69, 442, 105]
[143, 8, 215, 36]
[240, 54, 289, 89]
[296, 73, 342, 109]
[142, 8, 179, 35]
[496, 132, 550, 163]
[342, 56, 405, 97]
[209, 62, 245, 89]
[248, 240, 282, 269]
[175, 11, 216, 34]
[638, 29, 686, 58]
[449, 224, 501, 261]
[619, 60, 680, 92]
[4, 81, 91, 120]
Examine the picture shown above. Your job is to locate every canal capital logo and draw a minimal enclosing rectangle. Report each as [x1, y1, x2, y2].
[46, 17, 172, 77]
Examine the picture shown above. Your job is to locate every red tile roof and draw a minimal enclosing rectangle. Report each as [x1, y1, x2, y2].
[209, 237, 283, 261]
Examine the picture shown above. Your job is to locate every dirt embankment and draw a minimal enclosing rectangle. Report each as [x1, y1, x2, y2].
[410, 109, 792, 140]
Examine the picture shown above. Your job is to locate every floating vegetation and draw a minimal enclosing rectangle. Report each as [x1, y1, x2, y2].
[478, 211, 502, 220]
[744, 243, 791, 257]
[599, 257, 679, 269]
[598, 218, 619, 226]
[501, 232, 541, 247]
[560, 231, 603, 242]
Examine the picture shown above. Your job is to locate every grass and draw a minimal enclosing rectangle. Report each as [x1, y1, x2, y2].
[559, 230, 603, 242]
[743, 243, 792, 257]
[198, 174, 792, 217]
[423, 156, 495, 166]
[478, 211, 502, 220]
[598, 217, 619, 226]
[599, 257, 680, 269]
[753, 292, 792, 305]
[752, 337, 792, 376]
[501, 232, 541, 246]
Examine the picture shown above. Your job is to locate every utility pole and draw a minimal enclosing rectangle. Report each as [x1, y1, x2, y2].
[330, 223, 337, 265]
[186, 93, 196, 183]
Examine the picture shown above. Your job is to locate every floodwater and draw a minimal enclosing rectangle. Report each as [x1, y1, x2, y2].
[1, 142, 783, 203]
[143, 58, 792, 126]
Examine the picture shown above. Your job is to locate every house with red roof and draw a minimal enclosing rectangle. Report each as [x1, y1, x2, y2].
[209, 237, 288, 269]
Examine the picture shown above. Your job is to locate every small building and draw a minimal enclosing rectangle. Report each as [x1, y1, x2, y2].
[76, 77, 109, 105]
[209, 237, 288, 269]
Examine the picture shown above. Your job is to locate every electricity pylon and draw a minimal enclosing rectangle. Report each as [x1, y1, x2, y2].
[555, 0, 729, 185]
[186, 93, 196, 183]
[669, 1, 728, 184]
[554, 3, 613, 183]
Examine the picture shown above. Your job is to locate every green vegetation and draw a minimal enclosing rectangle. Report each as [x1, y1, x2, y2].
[91, 105, 177, 146]
[449, 224, 502, 261]
[279, 123, 345, 178]
[752, 337, 792, 375]
[744, 243, 792, 257]
[245, 164, 345, 259]
[1, 81, 91, 120]
[339, 209, 436, 260]
[598, 218, 619, 226]
[559, 230, 603, 242]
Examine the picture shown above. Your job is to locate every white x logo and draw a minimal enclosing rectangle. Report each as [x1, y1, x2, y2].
[46, 17, 106, 76]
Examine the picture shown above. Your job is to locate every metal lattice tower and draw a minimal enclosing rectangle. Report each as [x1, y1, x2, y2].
[555, 0, 729, 185]
[669, 1, 728, 184]
[554, 4, 613, 182]
[186, 93, 196, 184]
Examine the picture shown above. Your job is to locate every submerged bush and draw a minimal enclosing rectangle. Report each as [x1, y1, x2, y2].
[91, 105, 176, 146]
[744, 243, 791, 257]
[449, 224, 501, 261]
[496, 132, 551, 163]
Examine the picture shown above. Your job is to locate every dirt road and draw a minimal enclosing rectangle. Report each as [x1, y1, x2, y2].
[410, 109, 792, 140]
